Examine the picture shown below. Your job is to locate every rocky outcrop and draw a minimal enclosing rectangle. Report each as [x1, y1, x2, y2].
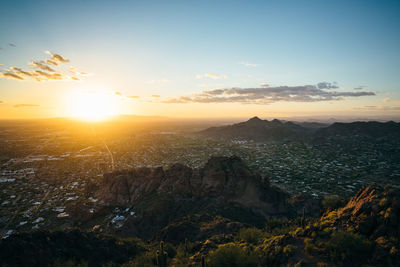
[322, 186, 400, 265]
[97, 156, 288, 216]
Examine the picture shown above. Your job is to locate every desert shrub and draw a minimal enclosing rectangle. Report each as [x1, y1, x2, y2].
[130, 251, 157, 267]
[265, 218, 287, 231]
[282, 244, 296, 257]
[52, 259, 88, 267]
[325, 231, 372, 265]
[163, 242, 177, 258]
[304, 238, 318, 255]
[237, 227, 263, 244]
[322, 195, 342, 211]
[379, 197, 389, 207]
[208, 244, 258, 267]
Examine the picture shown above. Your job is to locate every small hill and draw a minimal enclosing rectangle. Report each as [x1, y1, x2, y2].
[315, 121, 400, 140]
[199, 117, 313, 141]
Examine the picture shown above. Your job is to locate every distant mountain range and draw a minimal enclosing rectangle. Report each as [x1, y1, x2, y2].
[199, 116, 400, 141]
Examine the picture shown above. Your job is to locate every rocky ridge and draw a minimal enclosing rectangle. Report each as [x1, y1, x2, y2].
[97, 156, 289, 217]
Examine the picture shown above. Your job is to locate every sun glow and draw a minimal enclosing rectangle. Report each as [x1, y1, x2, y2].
[69, 90, 118, 121]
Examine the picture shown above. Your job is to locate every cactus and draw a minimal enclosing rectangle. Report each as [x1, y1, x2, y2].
[157, 241, 167, 267]
[301, 207, 305, 228]
[201, 255, 205, 267]
[184, 238, 188, 256]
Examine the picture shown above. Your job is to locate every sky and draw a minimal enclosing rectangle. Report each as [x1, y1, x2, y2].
[0, 0, 399, 120]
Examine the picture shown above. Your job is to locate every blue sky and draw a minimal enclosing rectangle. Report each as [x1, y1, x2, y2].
[0, 0, 399, 119]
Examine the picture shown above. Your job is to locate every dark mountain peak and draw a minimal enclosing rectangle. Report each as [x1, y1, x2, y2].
[248, 116, 262, 122]
[246, 116, 264, 123]
[199, 117, 310, 141]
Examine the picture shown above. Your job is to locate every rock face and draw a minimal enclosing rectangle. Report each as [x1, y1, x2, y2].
[324, 186, 400, 265]
[97, 156, 288, 217]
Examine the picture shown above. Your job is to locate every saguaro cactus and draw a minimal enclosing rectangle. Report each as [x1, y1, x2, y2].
[184, 238, 188, 256]
[157, 241, 168, 267]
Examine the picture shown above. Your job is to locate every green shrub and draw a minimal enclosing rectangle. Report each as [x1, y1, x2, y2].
[237, 228, 263, 244]
[208, 244, 258, 267]
[322, 195, 342, 211]
[325, 231, 372, 265]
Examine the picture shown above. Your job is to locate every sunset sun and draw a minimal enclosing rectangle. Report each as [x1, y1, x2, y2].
[69, 90, 118, 121]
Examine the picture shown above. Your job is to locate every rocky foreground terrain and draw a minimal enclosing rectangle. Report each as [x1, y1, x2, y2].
[1, 156, 399, 266]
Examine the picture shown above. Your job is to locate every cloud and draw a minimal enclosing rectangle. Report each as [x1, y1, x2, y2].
[127, 95, 140, 99]
[0, 71, 25, 80]
[115, 91, 123, 96]
[45, 51, 69, 63]
[34, 70, 64, 81]
[29, 61, 55, 72]
[152, 94, 160, 97]
[260, 83, 269, 87]
[383, 98, 400, 104]
[355, 105, 400, 111]
[354, 86, 366, 90]
[317, 82, 338, 89]
[196, 73, 227, 80]
[239, 62, 258, 67]
[8, 43, 16, 47]
[69, 66, 89, 76]
[10, 67, 35, 77]
[0, 51, 86, 82]
[14, 104, 40, 108]
[0, 101, 3, 104]
[160, 83, 376, 104]
[46, 59, 58, 66]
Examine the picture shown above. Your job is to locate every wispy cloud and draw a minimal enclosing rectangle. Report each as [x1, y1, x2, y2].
[45, 51, 69, 63]
[0, 71, 24, 80]
[239, 62, 258, 67]
[355, 105, 400, 111]
[14, 104, 40, 108]
[354, 86, 367, 90]
[196, 73, 227, 80]
[152, 94, 160, 97]
[69, 66, 89, 76]
[127, 95, 140, 99]
[8, 43, 16, 47]
[0, 51, 86, 82]
[383, 98, 400, 104]
[29, 61, 55, 72]
[317, 82, 338, 89]
[160, 83, 375, 104]
[260, 83, 269, 87]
